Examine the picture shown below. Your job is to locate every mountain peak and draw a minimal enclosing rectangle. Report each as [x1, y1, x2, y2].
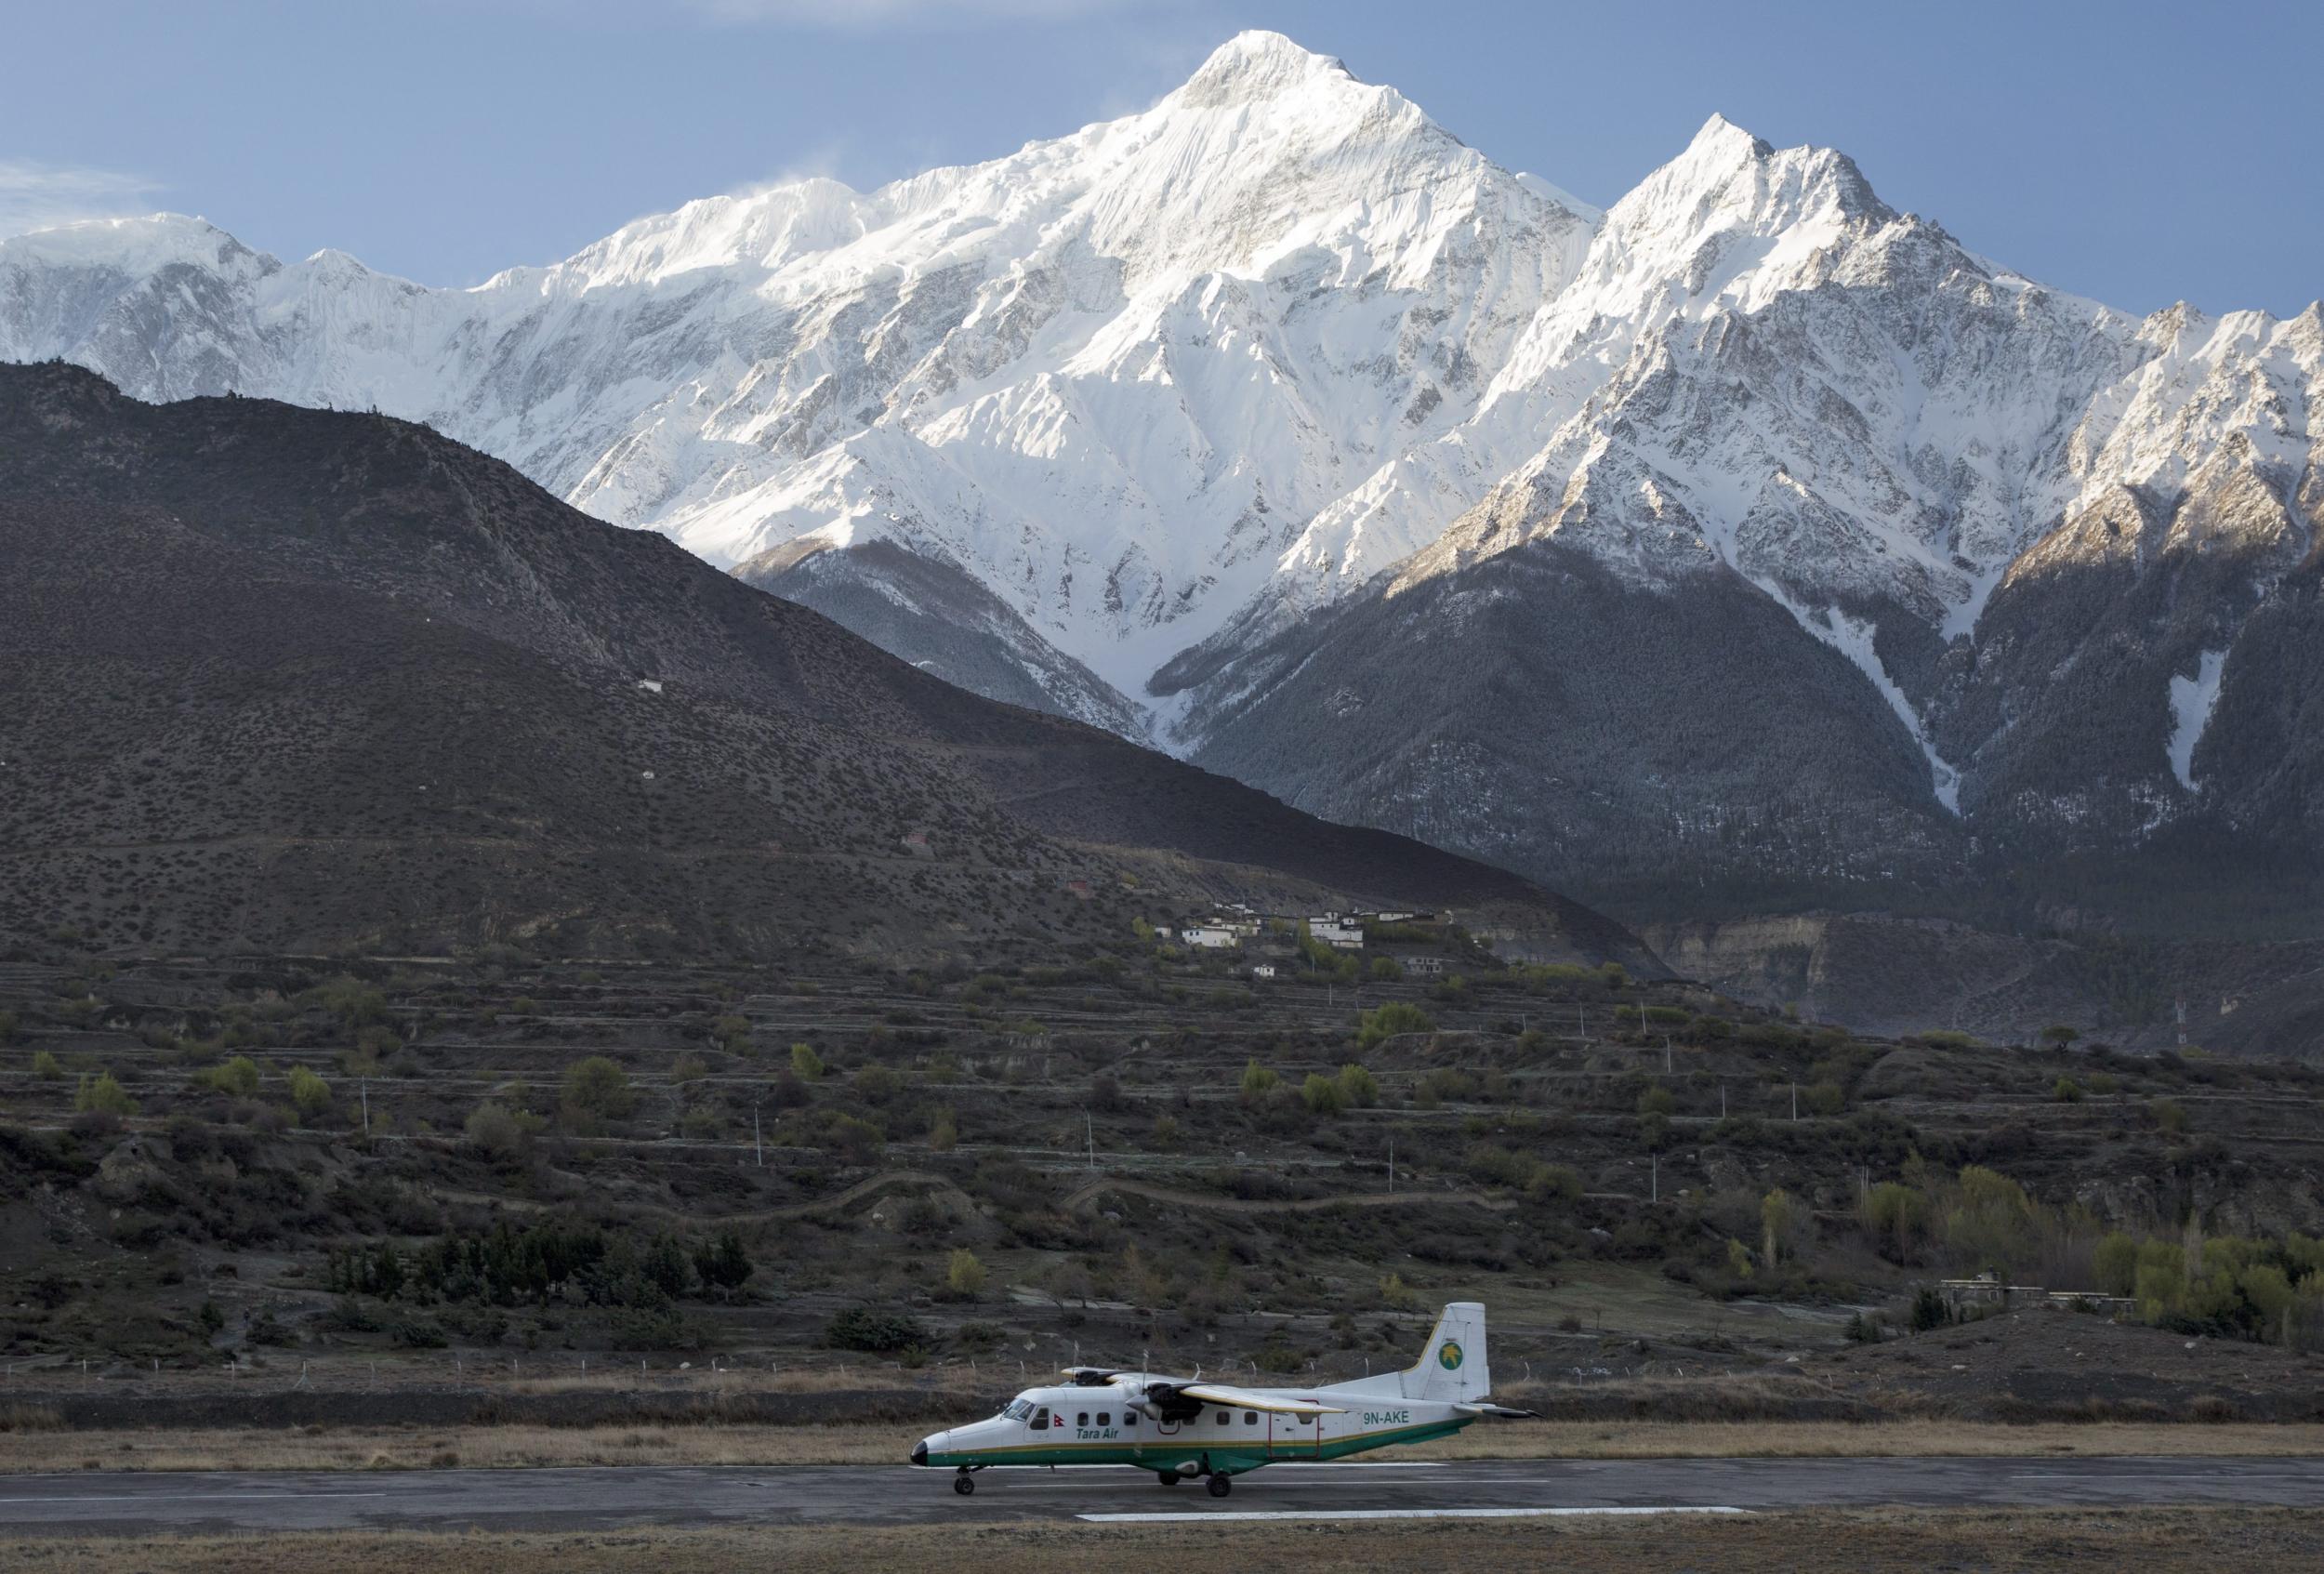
[1685, 112, 1774, 163]
[1173, 31, 1354, 108]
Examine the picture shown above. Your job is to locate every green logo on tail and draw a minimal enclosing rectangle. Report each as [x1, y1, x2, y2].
[1437, 1340, 1463, 1370]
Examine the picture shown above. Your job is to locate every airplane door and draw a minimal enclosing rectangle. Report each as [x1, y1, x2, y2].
[1268, 1409, 1322, 1458]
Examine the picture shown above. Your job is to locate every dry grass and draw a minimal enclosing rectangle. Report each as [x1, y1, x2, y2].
[2, 1509, 2317, 1572]
[9, 1419, 2324, 1475]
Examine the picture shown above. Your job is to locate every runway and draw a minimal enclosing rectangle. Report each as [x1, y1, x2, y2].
[4, 1456, 2321, 1535]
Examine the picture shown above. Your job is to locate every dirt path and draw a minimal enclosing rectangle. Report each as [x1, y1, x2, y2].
[1059, 1176, 1516, 1215]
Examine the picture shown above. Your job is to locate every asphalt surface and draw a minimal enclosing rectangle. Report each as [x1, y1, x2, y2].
[3, 1457, 2321, 1535]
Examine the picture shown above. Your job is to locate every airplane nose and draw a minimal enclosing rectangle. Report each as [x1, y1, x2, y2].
[911, 1440, 929, 1466]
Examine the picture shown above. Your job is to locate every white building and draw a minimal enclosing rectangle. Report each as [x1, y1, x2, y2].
[1309, 919, 1365, 950]
[1251, 963, 1277, 979]
[1181, 926, 1238, 949]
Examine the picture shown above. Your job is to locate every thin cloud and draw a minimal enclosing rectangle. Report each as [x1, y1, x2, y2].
[0, 158, 164, 238]
[684, 0, 1172, 26]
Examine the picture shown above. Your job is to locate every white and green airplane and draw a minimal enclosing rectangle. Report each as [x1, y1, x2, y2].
[911, 1302, 1531, 1498]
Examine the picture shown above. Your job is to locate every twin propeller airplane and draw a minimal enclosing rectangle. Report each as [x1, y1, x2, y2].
[912, 1302, 1530, 1497]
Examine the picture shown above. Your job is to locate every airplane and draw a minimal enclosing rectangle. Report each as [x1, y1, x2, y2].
[911, 1301, 1531, 1498]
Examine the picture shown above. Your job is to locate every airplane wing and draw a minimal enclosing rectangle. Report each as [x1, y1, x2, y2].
[1174, 1382, 1346, 1417]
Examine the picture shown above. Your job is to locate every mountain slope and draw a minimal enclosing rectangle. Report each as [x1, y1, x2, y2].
[0, 32, 1593, 720]
[2, 29, 2317, 946]
[0, 364, 1654, 970]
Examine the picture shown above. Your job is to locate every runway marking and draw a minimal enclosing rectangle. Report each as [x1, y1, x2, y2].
[0, 1491, 389, 1505]
[975, 1462, 1446, 1472]
[1078, 1506, 1750, 1523]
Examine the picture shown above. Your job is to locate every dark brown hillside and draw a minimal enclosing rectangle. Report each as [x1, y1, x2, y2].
[0, 364, 1651, 968]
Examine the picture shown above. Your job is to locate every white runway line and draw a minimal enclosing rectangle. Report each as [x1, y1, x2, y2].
[0, 1491, 389, 1505]
[975, 1462, 1446, 1472]
[1078, 1506, 1749, 1523]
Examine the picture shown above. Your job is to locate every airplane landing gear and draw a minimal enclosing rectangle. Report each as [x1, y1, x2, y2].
[1156, 1470, 1181, 1487]
[954, 1470, 976, 1496]
[1206, 1474, 1233, 1499]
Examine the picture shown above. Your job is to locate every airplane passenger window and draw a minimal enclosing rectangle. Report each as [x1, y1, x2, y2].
[1097, 1412, 1111, 1425]
[1124, 1413, 1137, 1426]
[1215, 1410, 1229, 1424]
[1076, 1412, 1089, 1427]
[1244, 1411, 1258, 1425]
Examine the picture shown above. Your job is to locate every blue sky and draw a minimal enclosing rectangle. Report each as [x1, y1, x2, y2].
[5, 0, 2316, 315]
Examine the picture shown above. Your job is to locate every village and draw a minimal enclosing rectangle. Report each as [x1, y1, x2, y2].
[1169, 905, 1459, 980]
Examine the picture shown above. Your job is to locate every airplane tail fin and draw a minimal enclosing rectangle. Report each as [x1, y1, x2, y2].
[1325, 1302, 1491, 1403]
[1407, 1301, 1488, 1402]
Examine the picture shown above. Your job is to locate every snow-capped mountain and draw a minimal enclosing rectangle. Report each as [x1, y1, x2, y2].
[5, 30, 2317, 930]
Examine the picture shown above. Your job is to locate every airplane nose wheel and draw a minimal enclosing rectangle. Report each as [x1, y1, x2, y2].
[954, 1471, 975, 1496]
[1156, 1471, 1181, 1487]
[1206, 1474, 1233, 1499]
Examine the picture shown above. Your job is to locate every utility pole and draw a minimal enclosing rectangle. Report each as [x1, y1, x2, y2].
[753, 1104, 763, 1168]
[1087, 1113, 1095, 1171]
[1720, 1082, 1726, 1119]
[1791, 1081, 1799, 1122]
[1663, 1038, 1672, 1073]
[1651, 1152, 1658, 1204]
[359, 1078, 369, 1137]
[1388, 1136, 1394, 1193]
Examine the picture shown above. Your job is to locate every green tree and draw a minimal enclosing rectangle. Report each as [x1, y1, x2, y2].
[201, 1055, 262, 1096]
[1944, 1165, 2037, 1276]
[2040, 1025, 2082, 1049]
[946, 1249, 988, 1298]
[1637, 1085, 1675, 1118]
[74, 1070, 137, 1118]
[32, 1049, 62, 1080]
[562, 1055, 635, 1122]
[1239, 1059, 1280, 1098]
[1335, 1063, 1380, 1107]
[1355, 1001, 1434, 1052]
[2053, 1077, 2084, 1103]
[1803, 1079, 1847, 1117]
[1760, 1187, 1798, 1268]
[286, 1065, 332, 1118]
[1367, 957, 1404, 982]
[710, 1014, 751, 1053]
[2093, 1230, 2141, 1297]
[1301, 1072, 1349, 1117]
[1861, 1182, 1931, 1261]
[929, 1106, 959, 1152]
[465, 1100, 527, 1160]
[789, 1042, 825, 1080]
[693, 1231, 754, 1299]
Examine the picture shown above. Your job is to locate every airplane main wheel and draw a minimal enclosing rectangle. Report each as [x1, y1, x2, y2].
[1156, 1471, 1181, 1487]
[1206, 1474, 1233, 1499]
[954, 1473, 975, 1496]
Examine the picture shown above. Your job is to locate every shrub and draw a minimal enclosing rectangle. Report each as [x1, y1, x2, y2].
[1335, 1063, 1380, 1107]
[945, 1249, 987, 1298]
[1301, 1073, 1348, 1117]
[2053, 1077, 2084, 1104]
[1367, 957, 1404, 982]
[74, 1071, 137, 1118]
[2151, 1098, 2188, 1133]
[790, 1042, 825, 1080]
[672, 1052, 709, 1084]
[710, 1013, 751, 1052]
[464, 1100, 528, 1160]
[1239, 1059, 1280, 1098]
[1909, 1287, 1950, 1331]
[1355, 1001, 1434, 1052]
[562, 1056, 634, 1121]
[32, 1050, 62, 1080]
[1637, 1085, 1675, 1118]
[286, 1065, 332, 1118]
[1531, 1163, 1582, 1202]
[199, 1055, 262, 1097]
[826, 1306, 926, 1354]
[929, 1107, 958, 1152]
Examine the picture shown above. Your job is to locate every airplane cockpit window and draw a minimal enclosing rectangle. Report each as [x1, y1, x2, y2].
[1001, 1399, 1035, 1421]
[1031, 1406, 1051, 1428]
